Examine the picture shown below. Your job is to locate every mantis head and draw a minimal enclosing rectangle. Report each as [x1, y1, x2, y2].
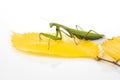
[49, 22, 60, 28]
[49, 23, 55, 28]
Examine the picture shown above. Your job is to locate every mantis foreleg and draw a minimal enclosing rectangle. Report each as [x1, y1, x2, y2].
[39, 27, 62, 40]
[39, 27, 62, 49]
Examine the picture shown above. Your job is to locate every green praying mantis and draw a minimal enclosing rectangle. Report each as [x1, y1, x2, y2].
[39, 22, 104, 43]
[39, 22, 104, 50]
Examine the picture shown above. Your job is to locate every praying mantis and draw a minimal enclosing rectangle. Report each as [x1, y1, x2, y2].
[39, 22, 104, 48]
[39, 22, 104, 42]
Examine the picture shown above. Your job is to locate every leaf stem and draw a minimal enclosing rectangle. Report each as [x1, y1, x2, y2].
[97, 56, 120, 67]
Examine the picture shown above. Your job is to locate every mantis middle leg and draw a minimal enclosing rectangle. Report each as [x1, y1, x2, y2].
[60, 30, 78, 45]
[75, 25, 83, 30]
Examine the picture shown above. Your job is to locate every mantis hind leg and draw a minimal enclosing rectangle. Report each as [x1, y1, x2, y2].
[84, 30, 99, 39]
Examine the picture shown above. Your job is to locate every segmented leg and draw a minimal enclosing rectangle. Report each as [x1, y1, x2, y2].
[84, 30, 99, 39]
[39, 27, 62, 49]
[73, 37, 78, 45]
[61, 30, 78, 45]
[75, 25, 83, 30]
[39, 27, 62, 40]
[61, 30, 72, 38]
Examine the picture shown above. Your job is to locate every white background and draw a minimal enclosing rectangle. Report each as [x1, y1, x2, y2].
[0, 0, 120, 80]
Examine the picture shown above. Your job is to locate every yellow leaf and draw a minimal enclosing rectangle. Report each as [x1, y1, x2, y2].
[101, 37, 120, 60]
[11, 32, 99, 58]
